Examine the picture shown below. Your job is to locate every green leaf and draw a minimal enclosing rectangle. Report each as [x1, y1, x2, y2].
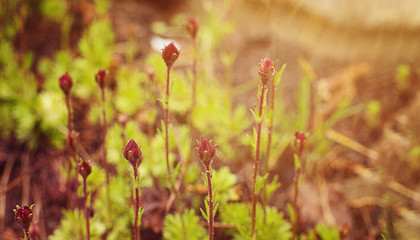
[254, 174, 268, 195]
[287, 203, 295, 223]
[274, 64, 286, 86]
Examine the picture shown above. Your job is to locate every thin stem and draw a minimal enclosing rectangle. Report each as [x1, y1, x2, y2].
[262, 75, 277, 222]
[24, 227, 32, 240]
[168, 36, 198, 212]
[292, 150, 303, 240]
[65, 94, 73, 209]
[100, 88, 110, 189]
[251, 83, 266, 239]
[292, 167, 301, 240]
[164, 67, 187, 239]
[205, 165, 214, 240]
[83, 178, 90, 240]
[133, 167, 140, 240]
[191, 37, 197, 112]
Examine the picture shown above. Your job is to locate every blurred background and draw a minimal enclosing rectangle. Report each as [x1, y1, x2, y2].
[1, 0, 420, 239]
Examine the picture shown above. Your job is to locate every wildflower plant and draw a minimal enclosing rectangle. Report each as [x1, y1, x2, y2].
[251, 57, 275, 239]
[123, 139, 144, 240]
[196, 137, 217, 240]
[13, 204, 35, 240]
[79, 160, 92, 240]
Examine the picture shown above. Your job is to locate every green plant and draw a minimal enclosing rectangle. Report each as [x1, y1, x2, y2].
[221, 203, 292, 240]
[79, 161, 93, 240]
[251, 58, 275, 238]
[123, 139, 143, 240]
[196, 137, 217, 240]
[95, 69, 110, 190]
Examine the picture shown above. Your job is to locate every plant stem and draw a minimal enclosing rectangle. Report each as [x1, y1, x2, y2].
[164, 67, 187, 239]
[133, 166, 140, 240]
[83, 178, 90, 240]
[251, 83, 267, 239]
[24, 227, 32, 240]
[262, 75, 277, 222]
[100, 88, 110, 189]
[168, 36, 198, 212]
[65, 94, 73, 209]
[205, 165, 214, 240]
[292, 151, 302, 240]
[191, 37, 197, 112]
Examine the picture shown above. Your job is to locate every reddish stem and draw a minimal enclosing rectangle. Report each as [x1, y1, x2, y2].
[191, 37, 197, 111]
[251, 83, 267, 239]
[262, 74, 277, 221]
[100, 88, 110, 188]
[205, 165, 214, 240]
[83, 178, 90, 240]
[164, 66, 187, 238]
[65, 94, 73, 208]
[133, 167, 140, 240]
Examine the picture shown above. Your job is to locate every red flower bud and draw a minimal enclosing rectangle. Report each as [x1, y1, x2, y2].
[13, 204, 34, 229]
[95, 69, 106, 89]
[258, 58, 275, 85]
[118, 113, 129, 128]
[162, 42, 180, 69]
[196, 137, 216, 167]
[68, 131, 77, 149]
[59, 73, 73, 95]
[186, 17, 199, 39]
[79, 160, 92, 179]
[294, 130, 307, 156]
[123, 139, 142, 168]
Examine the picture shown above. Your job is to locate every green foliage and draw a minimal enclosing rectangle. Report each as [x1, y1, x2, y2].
[314, 224, 340, 240]
[220, 203, 292, 240]
[212, 167, 238, 204]
[40, 0, 67, 22]
[0, 38, 66, 148]
[163, 209, 207, 240]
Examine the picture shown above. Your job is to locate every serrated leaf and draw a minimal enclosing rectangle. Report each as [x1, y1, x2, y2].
[254, 174, 268, 195]
[200, 208, 208, 222]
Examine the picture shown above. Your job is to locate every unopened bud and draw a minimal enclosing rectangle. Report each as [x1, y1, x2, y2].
[79, 160, 92, 179]
[162, 42, 180, 69]
[258, 58, 275, 85]
[196, 137, 216, 168]
[13, 204, 34, 229]
[123, 139, 143, 168]
[95, 69, 106, 89]
[59, 73, 73, 95]
[186, 17, 199, 39]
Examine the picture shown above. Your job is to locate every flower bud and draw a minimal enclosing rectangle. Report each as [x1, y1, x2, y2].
[294, 130, 307, 155]
[68, 131, 77, 149]
[13, 204, 34, 229]
[95, 69, 106, 89]
[162, 42, 180, 69]
[123, 139, 143, 168]
[79, 160, 92, 179]
[59, 73, 73, 95]
[258, 58, 275, 85]
[118, 113, 129, 128]
[186, 17, 199, 39]
[196, 137, 216, 167]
